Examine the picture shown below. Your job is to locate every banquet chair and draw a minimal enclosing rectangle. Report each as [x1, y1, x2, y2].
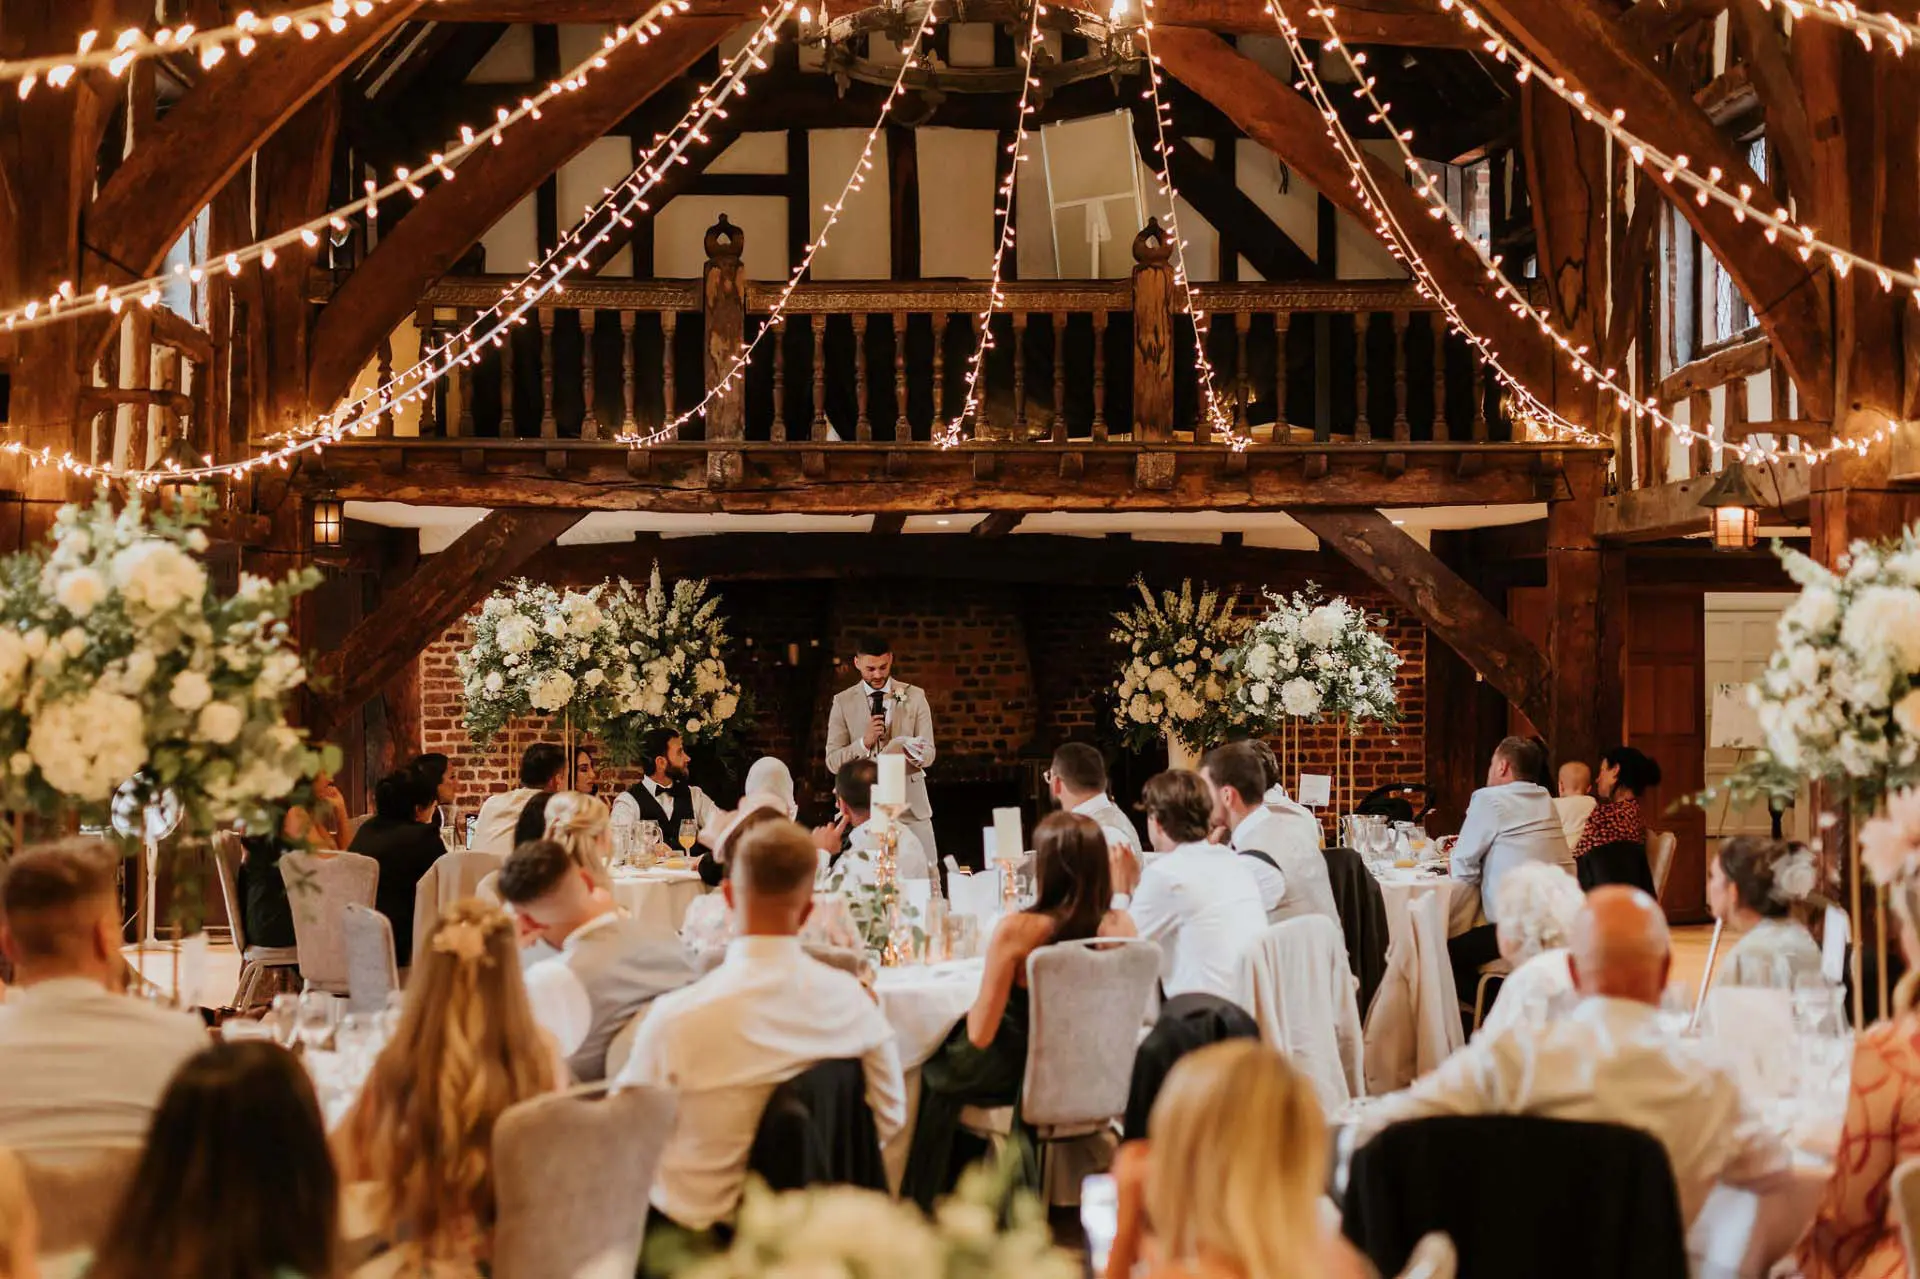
[1123, 992, 1259, 1141]
[343, 903, 399, 1014]
[1576, 840, 1656, 895]
[1893, 1157, 1920, 1270]
[280, 850, 379, 995]
[21, 1149, 137, 1256]
[491, 1083, 677, 1279]
[960, 937, 1162, 1202]
[1237, 915, 1365, 1112]
[1343, 1115, 1687, 1279]
[746, 1058, 888, 1193]
[411, 850, 505, 966]
[1323, 845, 1391, 1017]
[1648, 829, 1679, 901]
[210, 831, 299, 1012]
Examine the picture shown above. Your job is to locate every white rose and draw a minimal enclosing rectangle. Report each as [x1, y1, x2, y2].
[109, 540, 206, 616]
[483, 671, 505, 694]
[21, 630, 46, 660]
[713, 693, 740, 720]
[196, 701, 245, 745]
[54, 568, 106, 617]
[122, 649, 157, 690]
[495, 615, 537, 654]
[169, 670, 214, 711]
[686, 718, 703, 734]
[584, 668, 605, 687]
[542, 614, 568, 640]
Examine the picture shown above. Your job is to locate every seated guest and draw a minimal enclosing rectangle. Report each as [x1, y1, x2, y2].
[0, 1147, 34, 1279]
[511, 790, 554, 850]
[824, 759, 929, 886]
[236, 803, 320, 952]
[350, 771, 448, 967]
[1477, 861, 1587, 1037]
[1356, 886, 1789, 1223]
[1203, 741, 1337, 928]
[308, 770, 353, 850]
[0, 840, 207, 1161]
[1709, 836, 1826, 990]
[1795, 864, 1920, 1279]
[742, 756, 800, 819]
[337, 901, 559, 1272]
[1554, 759, 1597, 850]
[536, 791, 615, 890]
[1446, 735, 1575, 998]
[412, 752, 457, 832]
[497, 839, 692, 1083]
[903, 813, 1133, 1207]
[472, 743, 568, 855]
[1571, 745, 1662, 860]
[680, 804, 864, 967]
[1129, 771, 1268, 1003]
[1047, 742, 1142, 897]
[612, 729, 719, 860]
[1106, 1041, 1371, 1279]
[617, 820, 905, 1232]
[573, 746, 601, 801]
[85, 1042, 337, 1279]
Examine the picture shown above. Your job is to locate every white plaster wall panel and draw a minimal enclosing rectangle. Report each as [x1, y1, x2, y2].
[558, 137, 640, 278]
[654, 194, 788, 278]
[808, 129, 891, 279]
[918, 128, 998, 278]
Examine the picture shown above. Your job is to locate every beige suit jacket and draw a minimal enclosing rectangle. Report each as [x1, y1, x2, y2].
[824, 681, 935, 820]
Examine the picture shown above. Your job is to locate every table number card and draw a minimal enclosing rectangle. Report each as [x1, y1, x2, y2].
[1298, 773, 1333, 809]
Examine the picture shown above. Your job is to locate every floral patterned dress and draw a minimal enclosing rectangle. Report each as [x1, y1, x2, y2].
[1795, 1014, 1920, 1279]
[1570, 793, 1645, 859]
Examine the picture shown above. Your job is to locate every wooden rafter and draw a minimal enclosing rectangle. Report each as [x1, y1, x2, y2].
[1596, 458, 1811, 541]
[1291, 507, 1553, 729]
[1127, 104, 1317, 280]
[305, 17, 737, 414]
[311, 507, 586, 734]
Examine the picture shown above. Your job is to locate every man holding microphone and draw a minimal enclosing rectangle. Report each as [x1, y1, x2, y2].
[825, 634, 938, 863]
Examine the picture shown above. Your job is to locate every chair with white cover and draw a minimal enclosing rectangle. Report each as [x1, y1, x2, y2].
[21, 1150, 137, 1256]
[279, 850, 379, 995]
[960, 937, 1162, 1201]
[491, 1083, 677, 1279]
[411, 850, 505, 965]
[210, 831, 298, 1012]
[1237, 914, 1365, 1113]
[1893, 1157, 1920, 1270]
[343, 903, 399, 1014]
[1648, 829, 1678, 901]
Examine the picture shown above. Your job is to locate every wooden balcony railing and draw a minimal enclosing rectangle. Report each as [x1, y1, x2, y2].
[398, 217, 1519, 450]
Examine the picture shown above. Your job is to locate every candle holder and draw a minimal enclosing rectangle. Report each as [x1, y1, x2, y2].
[996, 858, 1019, 909]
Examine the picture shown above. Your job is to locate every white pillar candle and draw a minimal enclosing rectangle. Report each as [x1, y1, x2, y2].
[992, 806, 1024, 861]
[875, 753, 907, 807]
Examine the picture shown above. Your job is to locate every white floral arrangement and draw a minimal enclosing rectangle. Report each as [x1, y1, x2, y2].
[0, 489, 335, 837]
[1229, 585, 1403, 729]
[457, 579, 629, 746]
[1111, 577, 1247, 754]
[598, 565, 745, 761]
[1716, 530, 1920, 813]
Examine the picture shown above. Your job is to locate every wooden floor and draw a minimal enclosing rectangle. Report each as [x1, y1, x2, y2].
[1670, 923, 1718, 1005]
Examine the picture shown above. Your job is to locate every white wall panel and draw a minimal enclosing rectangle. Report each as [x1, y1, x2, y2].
[654, 194, 788, 278]
[918, 128, 997, 278]
[808, 129, 891, 279]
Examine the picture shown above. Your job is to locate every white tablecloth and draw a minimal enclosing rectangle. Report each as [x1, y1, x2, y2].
[872, 958, 986, 1190]
[610, 868, 707, 939]
[1372, 867, 1481, 938]
[1364, 867, 1481, 1093]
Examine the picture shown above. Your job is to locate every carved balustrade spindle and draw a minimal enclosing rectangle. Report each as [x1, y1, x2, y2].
[455, 310, 476, 438]
[537, 306, 558, 439]
[892, 311, 909, 441]
[619, 313, 638, 432]
[853, 313, 871, 441]
[499, 323, 516, 437]
[415, 307, 438, 436]
[1353, 313, 1371, 442]
[1092, 310, 1109, 443]
[1232, 311, 1250, 434]
[1012, 312, 1028, 441]
[1051, 311, 1067, 444]
[1391, 310, 1410, 442]
[1432, 320, 1449, 441]
[1273, 311, 1290, 435]
[931, 313, 950, 426]
[771, 318, 788, 442]
[1471, 357, 1489, 441]
[581, 309, 601, 440]
[661, 311, 679, 433]
[811, 315, 828, 441]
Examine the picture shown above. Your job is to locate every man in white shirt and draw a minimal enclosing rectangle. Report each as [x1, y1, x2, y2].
[0, 840, 208, 1161]
[824, 759, 929, 885]
[824, 634, 938, 862]
[471, 742, 569, 855]
[618, 817, 905, 1230]
[1127, 770, 1268, 1003]
[612, 728, 719, 859]
[1355, 886, 1789, 1222]
[1203, 741, 1339, 930]
[1046, 742, 1141, 897]
[1554, 759, 1597, 850]
[1448, 736, 1576, 994]
[498, 838, 692, 1082]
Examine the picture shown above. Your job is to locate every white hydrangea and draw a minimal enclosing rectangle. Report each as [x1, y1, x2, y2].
[168, 670, 213, 712]
[495, 614, 538, 654]
[529, 670, 576, 712]
[28, 688, 148, 801]
[54, 568, 106, 617]
[1281, 677, 1322, 717]
[196, 701, 245, 745]
[109, 539, 206, 616]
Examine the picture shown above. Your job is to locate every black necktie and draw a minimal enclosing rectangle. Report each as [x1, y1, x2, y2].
[869, 689, 886, 718]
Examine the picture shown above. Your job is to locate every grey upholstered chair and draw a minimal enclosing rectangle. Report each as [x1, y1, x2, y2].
[343, 903, 400, 1013]
[411, 851, 505, 966]
[22, 1150, 137, 1256]
[491, 1084, 678, 1279]
[280, 850, 379, 995]
[210, 831, 298, 1012]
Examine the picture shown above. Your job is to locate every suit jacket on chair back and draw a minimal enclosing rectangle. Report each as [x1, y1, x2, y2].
[824, 682, 937, 821]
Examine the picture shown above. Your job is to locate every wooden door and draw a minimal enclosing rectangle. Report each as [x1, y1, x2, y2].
[1627, 588, 1708, 922]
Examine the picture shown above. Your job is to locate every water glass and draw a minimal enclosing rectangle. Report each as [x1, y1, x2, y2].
[945, 913, 981, 961]
[267, 993, 300, 1048]
[638, 821, 661, 867]
[296, 991, 338, 1053]
[336, 1012, 379, 1074]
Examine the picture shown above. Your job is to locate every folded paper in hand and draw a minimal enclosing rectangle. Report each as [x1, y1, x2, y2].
[883, 736, 931, 765]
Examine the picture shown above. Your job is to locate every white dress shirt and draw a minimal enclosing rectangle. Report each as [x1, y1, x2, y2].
[0, 977, 209, 1160]
[610, 781, 718, 838]
[1450, 781, 1575, 922]
[522, 911, 623, 1058]
[617, 935, 906, 1229]
[1476, 948, 1576, 1039]
[1071, 794, 1140, 859]
[1229, 810, 1287, 913]
[1354, 995, 1790, 1222]
[1232, 804, 1341, 929]
[1126, 841, 1269, 1002]
[834, 816, 929, 883]
[472, 787, 539, 855]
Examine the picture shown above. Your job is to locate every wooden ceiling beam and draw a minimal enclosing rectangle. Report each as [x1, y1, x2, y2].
[1149, 27, 1560, 396]
[1129, 105, 1319, 280]
[1596, 458, 1811, 541]
[1725, 3, 1815, 211]
[305, 16, 737, 414]
[1471, 0, 1833, 420]
[972, 511, 1025, 537]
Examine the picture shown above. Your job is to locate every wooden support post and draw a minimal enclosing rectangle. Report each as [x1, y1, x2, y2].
[1132, 220, 1176, 444]
[702, 216, 746, 482]
[581, 308, 601, 440]
[1547, 460, 1606, 769]
[537, 308, 558, 439]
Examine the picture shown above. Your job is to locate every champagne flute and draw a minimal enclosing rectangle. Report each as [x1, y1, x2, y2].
[677, 820, 698, 860]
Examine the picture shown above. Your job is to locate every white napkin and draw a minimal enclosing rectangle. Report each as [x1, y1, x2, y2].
[948, 868, 1003, 922]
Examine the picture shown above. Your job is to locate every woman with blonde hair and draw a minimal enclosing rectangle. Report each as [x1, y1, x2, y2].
[540, 791, 613, 890]
[337, 900, 559, 1276]
[1107, 1041, 1368, 1279]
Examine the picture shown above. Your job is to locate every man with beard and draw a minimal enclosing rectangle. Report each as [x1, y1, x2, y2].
[613, 729, 719, 867]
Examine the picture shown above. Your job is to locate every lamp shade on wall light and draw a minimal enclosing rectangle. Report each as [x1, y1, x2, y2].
[1697, 466, 1762, 552]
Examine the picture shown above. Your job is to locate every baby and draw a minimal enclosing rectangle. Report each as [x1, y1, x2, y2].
[1553, 761, 1596, 849]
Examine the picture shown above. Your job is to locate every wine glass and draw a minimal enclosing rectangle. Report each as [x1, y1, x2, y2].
[267, 993, 300, 1049]
[296, 991, 338, 1054]
[677, 821, 698, 860]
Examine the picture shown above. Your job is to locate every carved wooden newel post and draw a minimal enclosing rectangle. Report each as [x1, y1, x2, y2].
[703, 215, 747, 486]
[1131, 219, 1176, 490]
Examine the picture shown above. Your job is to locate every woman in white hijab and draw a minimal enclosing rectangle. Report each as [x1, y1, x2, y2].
[741, 756, 799, 819]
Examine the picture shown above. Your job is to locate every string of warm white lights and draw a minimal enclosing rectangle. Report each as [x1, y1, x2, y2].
[615, 3, 936, 446]
[3, 0, 410, 95]
[9, 5, 792, 485]
[1302, 3, 1899, 464]
[933, 0, 1045, 449]
[1434, 0, 1920, 302]
[1, 0, 699, 333]
[1753, 0, 1920, 55]
[1135, 2, 1243, 449]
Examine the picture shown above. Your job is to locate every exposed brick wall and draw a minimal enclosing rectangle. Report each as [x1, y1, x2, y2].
[413, 571, 1428, 822]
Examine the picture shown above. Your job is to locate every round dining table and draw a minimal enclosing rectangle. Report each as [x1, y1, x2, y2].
[872, 956, 987, 1192]
[609, 866, 707, 940]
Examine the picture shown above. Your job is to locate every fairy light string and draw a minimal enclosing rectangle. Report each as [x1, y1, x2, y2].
[1753, 0, 1920, 56]
[934, 0, 1045, 449]
[2, 0, 704, 334]
[616, 2, 936, 446]
[1135, 1, 1243, 449]
[1299, 2, 1895, 465]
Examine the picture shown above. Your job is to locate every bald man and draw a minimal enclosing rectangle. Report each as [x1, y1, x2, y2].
[1354, 887, 1789, 1222]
